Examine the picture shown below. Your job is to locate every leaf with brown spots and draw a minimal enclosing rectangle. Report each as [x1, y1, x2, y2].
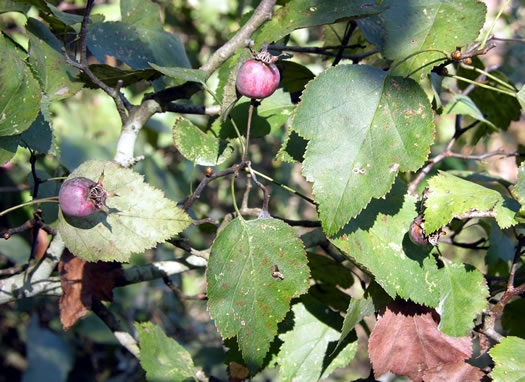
[368, 300, 472, 382]
[59, 250, 122, 330]
[207, 217, 310, 372]
[422, 360, 485, 382]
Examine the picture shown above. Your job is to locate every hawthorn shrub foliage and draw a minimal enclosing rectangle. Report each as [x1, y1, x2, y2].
[0, 0, 524, 381]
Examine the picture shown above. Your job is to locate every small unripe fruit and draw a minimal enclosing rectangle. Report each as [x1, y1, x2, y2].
[236, 44, 281, 99]
[205, 167, 214, 177]
[59, 176, 108, 217]
[463, 57, 472, 65]
[452, 50, 462, 60]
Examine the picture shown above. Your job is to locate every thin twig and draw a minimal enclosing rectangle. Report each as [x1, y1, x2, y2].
[246, 162, 270, 214]
[332, 21, 356, 66]
[269, 44, 378, 62]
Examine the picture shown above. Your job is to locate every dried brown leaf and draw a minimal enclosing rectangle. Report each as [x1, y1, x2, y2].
[368, 300, 472, 382]
[422, 360, 485, 382]
[34, 229, 49, 260]
[59, 250, 122, 330]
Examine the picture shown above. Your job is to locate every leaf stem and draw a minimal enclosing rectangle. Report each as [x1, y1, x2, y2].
[245, 167, 316, 205]
[243, 100, 258, 162]
[230, 117, 246, 159]
[0, 197, 59, 217]
[231, 174, 242, 219]
[479, 0, 512, 50]
[451, 75, 517, 97]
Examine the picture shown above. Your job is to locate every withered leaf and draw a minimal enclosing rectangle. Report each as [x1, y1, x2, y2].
[368, 300, 472, 382]
[59, 250, 122, 331]
[422, 360, 485, 382]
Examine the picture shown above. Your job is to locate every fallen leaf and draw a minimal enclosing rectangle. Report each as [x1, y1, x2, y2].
[422, 360, 485, 381]
[59, 250, 122, 330]
[368, 300, 472, 382]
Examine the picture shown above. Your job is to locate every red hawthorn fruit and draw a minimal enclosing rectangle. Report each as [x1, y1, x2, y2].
[236, 46, 280, 99]
[59, 175, 109, 217]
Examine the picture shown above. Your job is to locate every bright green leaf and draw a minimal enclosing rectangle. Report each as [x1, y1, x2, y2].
[430, 263, 488, 337]
[254, 0, 385, 48]
[173, 118, 234, 166]
[136, 321, 197, 382]
[371, 0, 487, 80]
[442, 94, 496, 130]
[293, 65, 434, 235]
[513, 163, 525, 208]
[330, 180, 440, 306]
[0, 34, 41, 136]
[276, 301, 358, 382]
[121, 0, 160, 29]
[490, 336, 525, 382]
[424, 171, 519, 233]
[518, 85, 525, 110]
[57, 160, 192, 262]
[207, 217, 310, 371]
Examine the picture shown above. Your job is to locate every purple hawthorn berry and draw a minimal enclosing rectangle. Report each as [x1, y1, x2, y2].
[236, 44, 280, 99]
[59, 175, 109, 217]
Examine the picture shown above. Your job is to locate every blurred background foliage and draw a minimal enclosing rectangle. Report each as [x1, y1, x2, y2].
[0, 0, 524, 381]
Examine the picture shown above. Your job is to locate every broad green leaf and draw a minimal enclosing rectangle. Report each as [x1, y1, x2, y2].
[487, 221, 515, 264]
[254, 0, 385, 48]
[121, 0, 160, 29]
[424, 171, 519, 234]
[173, 118, 234, 166]
[20, 112, 54, 154]
[86, 22, 190, 73]
[490, 336, 525, 382]
[519, 85, 525, 110]
[149, 63, 207, 84]
[79, 65, 160, 88]
[276, 301, 358, 382]
[27, 18, 83, 101]
[207, 217, 310, 370]
[513, 163, 525, 208]
[276, 128, 307, 163]
[0, 0, 30, 13]
[430, 263, 488, 337]
[47, 3, 83, 25]
[23, 315, 73, 382]
[0, 135, 18, 165]
[57, 160, 192, 262]
[330, 180, 440, 306]
[369, 0, 486, 80]
[293, 65, 434, 235]
[442, 94, 496, 130]
[0, 34, 41, 136]
[136, 321, 197, 382]
[277, 61, 315, 94]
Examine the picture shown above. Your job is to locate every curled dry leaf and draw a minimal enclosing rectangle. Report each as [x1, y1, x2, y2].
[59, 250, 123, 330]
[368, 300, 472, 382]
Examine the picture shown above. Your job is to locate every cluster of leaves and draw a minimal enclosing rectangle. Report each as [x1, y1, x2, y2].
[1, 0, 525, 381]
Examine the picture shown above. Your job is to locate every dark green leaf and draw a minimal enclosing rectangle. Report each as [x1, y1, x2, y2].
[292, 65, 434, 235]
[276, 128, 307, 163]
[20, 112, 54, 154]
[307, 252, 353, 288]
[0, 135, 19, 165]
[0, 0, 30, 13]
[79, 65, 160, 88]
[136, 321, 197, 382]
[487, 221, 514, 264]
[207, 217, 310, 371]
[502, 300, 525, 339]
[442, 94, 496, 130]
[149, 63, 207, 84]
[0, 34, 41, 136]
[276, 60, 315, 94]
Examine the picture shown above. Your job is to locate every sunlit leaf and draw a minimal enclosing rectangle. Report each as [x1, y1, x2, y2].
[207, 217, 310, 371]
[442, 94, 496, 130]
[57, 160, 192, 262]
[490, 336, 525, 382]
[293, 65, 434, 235]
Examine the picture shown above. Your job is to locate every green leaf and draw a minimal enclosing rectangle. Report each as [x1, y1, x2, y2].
[442, 94, 496, 130]
[487, 221, 515, 264]
[20, 112, 54, 154]
[276, 61, 315, 94]
[513, 163, 525, 208]
[0, 135, 19, 165]
[430, 263, 488, 337]
[490, 336, 525, 382]
[86, 21, 190, 74]
[307, 252, 353, 288]
[502, 299, 525, 339]
[330, 180, 440, 307]
[79, 65, 160, 88]
[173, 118, 234, 166]
[46, 3, 83, 26]
[276, 301, 358, 382]
[292, 65, 434, 235]
[27, 18, 83, 101]
[424, 171, 519, 233]
[121, 0, 161, 29]
[207, 217, 310, 371]
[276, 128, 308, 163]
[518, 85, 525, 110]
[254, 0, 385, 47]
[373, 0, 486, 80]
[0, 0, 30, 13]
[136, 321, 197, 382]
[23, 315, 74, 382]
[149, 63, 207, 84]
[0, 33, 41, 136]
[57, 160, 192, 262]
